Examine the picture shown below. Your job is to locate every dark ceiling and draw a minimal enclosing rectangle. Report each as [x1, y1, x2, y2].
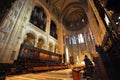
[0, 0, 15, 10]
[106, 0, 120, 13]
[0, 0, 15, 22]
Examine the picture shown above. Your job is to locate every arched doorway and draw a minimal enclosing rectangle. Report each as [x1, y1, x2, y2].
[23, 33, 35, 46]
[37, 38, 44, 49]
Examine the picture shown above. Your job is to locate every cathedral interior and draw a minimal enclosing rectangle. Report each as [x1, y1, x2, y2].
[0, 0, 120, 80]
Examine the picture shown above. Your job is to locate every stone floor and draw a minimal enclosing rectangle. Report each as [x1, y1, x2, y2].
[6, 66, 102, 80]
[7, 69, 75, 80]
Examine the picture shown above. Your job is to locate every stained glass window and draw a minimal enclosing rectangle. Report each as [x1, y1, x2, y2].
[69, 36, 77, 44]
[78, 34, 84, 43]
[50, 20, 58, 39]
[30, 6, 46, 31]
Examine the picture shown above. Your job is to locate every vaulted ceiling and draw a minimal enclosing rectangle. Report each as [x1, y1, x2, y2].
[46, 0, 88, 31]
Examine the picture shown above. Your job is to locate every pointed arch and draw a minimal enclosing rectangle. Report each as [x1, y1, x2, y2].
[30, 6, 47, 31]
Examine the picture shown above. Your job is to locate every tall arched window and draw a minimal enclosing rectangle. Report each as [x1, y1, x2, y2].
[69, 36, 77, 44]
[30, 6, 46, 31]
[69, 34, 84, 44]
[50, 20, 57, 39]
[78, 34, 84, 44]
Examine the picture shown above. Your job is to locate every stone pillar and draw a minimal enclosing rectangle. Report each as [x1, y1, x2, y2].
[0, 0, 26, 63]
[57, 23, 64, 63]
[45, 14, 51, 50]
[87, 0, 106, 45]
[64, 43, 70, 64]
[34, 37, 38, 47]
[57, 23, 64, 54]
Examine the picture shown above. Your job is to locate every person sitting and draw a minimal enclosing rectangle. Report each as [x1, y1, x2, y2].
[83, 55, 94, 78]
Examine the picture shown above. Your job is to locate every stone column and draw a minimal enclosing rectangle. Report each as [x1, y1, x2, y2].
[57, 23, 64, 54]
[64, 36, 70, 64]
[0, 0, 26, 63]
[87, 0, 106, 45]
[34, 36, 38, 47]
[45, 14, 51, 50]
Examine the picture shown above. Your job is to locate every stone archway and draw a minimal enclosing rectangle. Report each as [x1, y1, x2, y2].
[23, 33, 35, 46]
[49, 42, 53, 52]
[37, 38, 44, 49]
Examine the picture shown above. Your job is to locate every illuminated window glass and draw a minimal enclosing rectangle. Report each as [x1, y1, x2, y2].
[78, 34, 84, 43]
[69, 36, 76, 44]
